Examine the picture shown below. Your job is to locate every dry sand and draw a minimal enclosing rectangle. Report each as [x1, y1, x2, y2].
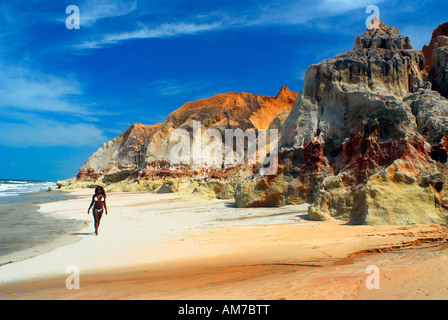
[1, 189, 448, 300]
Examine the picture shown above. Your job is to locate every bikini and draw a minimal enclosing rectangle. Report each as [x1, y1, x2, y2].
[93, 195, 105, 213]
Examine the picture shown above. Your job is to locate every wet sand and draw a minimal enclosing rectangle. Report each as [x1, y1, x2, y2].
[1, 189, 448, 300]
[0, 191, 85, 266]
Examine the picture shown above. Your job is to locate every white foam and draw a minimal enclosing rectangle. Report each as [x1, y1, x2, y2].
[0, 180, 57, 198]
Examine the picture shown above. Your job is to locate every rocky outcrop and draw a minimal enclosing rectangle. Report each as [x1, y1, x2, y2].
[63, 87, 297, 200]
[428, 40, 448, 99]
[422, 22, 448, 72]
[144, 87, 297, 168]
[80, 123, 161, 174]
[76, 86, 296, 177]
[236, 22, 448, 225]
[280, 33, 424, 156]
[422, 23, 448, 99]
[355, 20, 412, 51]
[404, 88, 448, 144]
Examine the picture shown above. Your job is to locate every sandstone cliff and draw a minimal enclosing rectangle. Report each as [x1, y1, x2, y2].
[79, 122, 161, 175]
[144, 87, 297, 168]
[235, 22, 448, 225]
[61, 87, 297, 197]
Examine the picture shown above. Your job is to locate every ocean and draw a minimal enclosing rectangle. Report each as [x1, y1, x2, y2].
[0, 179, 85, 262]
[0, 179, 57, 204]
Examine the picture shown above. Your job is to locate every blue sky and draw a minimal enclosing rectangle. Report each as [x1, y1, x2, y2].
[0, 0, 447, 181]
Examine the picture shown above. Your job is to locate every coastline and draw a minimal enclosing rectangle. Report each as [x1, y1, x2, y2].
[0, 190, 86, 267]
[0, 190, 311, 285]
[1, 189, 448, 300]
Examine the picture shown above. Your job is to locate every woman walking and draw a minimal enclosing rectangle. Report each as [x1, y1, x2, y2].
[87, 186, 108, 235]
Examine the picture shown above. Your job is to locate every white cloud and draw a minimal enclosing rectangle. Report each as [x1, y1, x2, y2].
[0, 119, 107, 148]
[74, 0, 385, 50]
[76, 21, 223, 49]
[77, 0, 138, 27]
[0, 1, 125, 149]
[0, 65, 91, 115]
[0, 62, 107, 148]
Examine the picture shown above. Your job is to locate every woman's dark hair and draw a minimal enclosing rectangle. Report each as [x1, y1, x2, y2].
[95, 186, 106, 197]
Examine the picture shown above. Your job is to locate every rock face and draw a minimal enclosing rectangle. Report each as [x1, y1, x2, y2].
[422, 22, 448, 72]
[428, 39, 448, 99]
[67, 87, 297, 198]
[355, 20, 412, 51]
[422, 23, 448, 99]
[144, 87, 297, 167]
[80, 123, 161, 174]
[79, 87, 296, 176]
[235, 22, 448, 225]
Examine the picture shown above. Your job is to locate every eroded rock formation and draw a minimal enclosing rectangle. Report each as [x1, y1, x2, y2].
[235, 22, 448, 225]
[422, 22, 448, 72]
[62, 87, 297, 198]
[80, 122, 162, 173]
[61, 21, 448, 226]
[422, 22, 448, 99]
[144, 87, 297, 167]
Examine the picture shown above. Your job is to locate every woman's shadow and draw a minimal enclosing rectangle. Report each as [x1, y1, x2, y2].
[70, 232, 96, 236]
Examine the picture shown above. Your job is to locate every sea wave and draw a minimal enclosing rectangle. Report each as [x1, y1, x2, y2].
[0, 180, 57, 199]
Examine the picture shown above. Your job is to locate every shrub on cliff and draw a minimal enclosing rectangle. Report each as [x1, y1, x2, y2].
[103, 170, 134, 184]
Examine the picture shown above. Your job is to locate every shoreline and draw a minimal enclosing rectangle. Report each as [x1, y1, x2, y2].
[0, 190, 86, 267]
[0, 190, 311, 285]
[1, 189, 448, 299]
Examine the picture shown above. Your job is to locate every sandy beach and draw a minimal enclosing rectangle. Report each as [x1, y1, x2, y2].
[1, 189, 448, 300]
